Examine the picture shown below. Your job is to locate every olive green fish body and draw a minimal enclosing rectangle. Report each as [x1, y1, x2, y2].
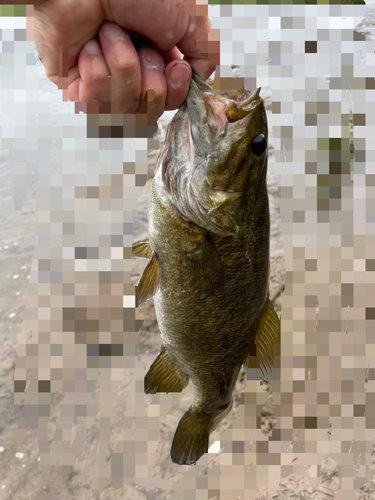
[148, 174, 270, 413]
[133, 71, 280, 465]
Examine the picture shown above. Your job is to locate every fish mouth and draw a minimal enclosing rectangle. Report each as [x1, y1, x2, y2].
[185, 70, 263, 217]
[190, 69, 262, 128]
[225, 87, 262, 122]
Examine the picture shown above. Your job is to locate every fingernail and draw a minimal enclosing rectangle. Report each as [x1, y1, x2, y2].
[102, 22, 128, 42]
[139, 49, 164, 70]
[83, 40, 101, 55]
[170, 63, 191, 89]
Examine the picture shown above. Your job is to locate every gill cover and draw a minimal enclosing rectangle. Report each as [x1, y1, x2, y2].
[157, 70, 268, 237]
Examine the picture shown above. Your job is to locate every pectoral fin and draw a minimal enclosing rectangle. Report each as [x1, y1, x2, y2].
[136, 253, 160, 307]
[132, 239, 153, 258]
[245, 299, 280, 379]
[145, 347, 189, 394]
[186, 238, 225, 288]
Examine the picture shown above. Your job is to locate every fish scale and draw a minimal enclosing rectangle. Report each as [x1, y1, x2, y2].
[132, 70, 280, 466]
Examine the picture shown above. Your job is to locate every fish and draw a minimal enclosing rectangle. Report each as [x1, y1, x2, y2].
[132, 70, 280, 465]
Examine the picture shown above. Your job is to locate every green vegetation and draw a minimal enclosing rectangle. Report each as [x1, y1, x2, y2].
[0, 5, 27, 16]
[208, 0, 364, 4]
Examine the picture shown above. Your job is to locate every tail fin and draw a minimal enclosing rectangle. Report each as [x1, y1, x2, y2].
[171, 408, 211, 465]
[171, 403, 232, 465]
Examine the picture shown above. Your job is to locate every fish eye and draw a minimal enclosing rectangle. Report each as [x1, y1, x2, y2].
[251, 134, 267, 156]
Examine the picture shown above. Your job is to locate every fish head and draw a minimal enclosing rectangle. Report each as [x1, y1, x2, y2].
[159, 70, 268, 237]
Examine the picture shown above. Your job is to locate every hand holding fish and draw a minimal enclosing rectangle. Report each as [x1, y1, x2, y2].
[32, 0, 220, 119]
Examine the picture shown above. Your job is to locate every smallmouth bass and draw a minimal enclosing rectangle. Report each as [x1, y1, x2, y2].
[133, 70, 280, 465]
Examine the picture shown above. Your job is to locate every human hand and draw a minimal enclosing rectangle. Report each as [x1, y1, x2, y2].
[32, 0, 220, 119]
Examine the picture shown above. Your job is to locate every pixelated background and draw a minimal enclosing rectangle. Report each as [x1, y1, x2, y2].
[0, 1, 374, 499]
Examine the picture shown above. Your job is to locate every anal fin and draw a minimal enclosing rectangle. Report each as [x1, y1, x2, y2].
[132, 238, 153, 258]
[186, 237, 225, 289]
[244, 299, 280, 380]
[136, 253, 160, 306]
[145, 347, 189, 394]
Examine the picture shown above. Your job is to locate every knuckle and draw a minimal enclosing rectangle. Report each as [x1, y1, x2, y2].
[111, 53, 137, 76]
[125, 98, 140, 115]
[91, 68, 108, 83]
[141, 89, 166, 120]
[112, 80, 140, 114]
[45, 71, 59, 85]
[113, 95, 139, 115]
[80, 83, 104, 105]
[150, 87, 166, 107]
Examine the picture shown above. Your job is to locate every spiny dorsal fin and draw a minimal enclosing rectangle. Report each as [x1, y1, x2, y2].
[245, 299, 280, 380]
[186, 238, 225, 289]
[144, 347, 189, 394]
[132, 239, 153, 258]
[136, 253, 160, 306]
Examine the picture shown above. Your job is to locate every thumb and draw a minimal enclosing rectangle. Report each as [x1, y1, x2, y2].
[177, 15, 220, 80]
